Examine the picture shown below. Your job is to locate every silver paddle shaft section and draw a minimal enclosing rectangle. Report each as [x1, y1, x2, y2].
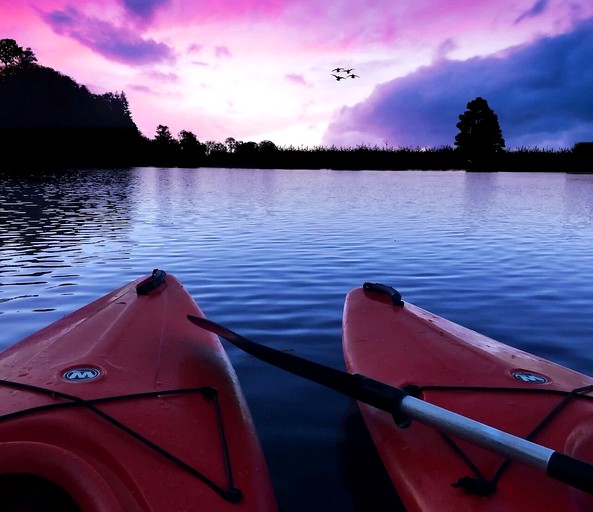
[401, 394, 552, 471]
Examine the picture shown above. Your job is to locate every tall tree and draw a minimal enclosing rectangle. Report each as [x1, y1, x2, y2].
[455, 97, 505, 166]
[151, 124, 179, 165]
[155, 124, 174, 143]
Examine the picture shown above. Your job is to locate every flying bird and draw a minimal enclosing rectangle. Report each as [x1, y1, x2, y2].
[348, 74, 359, 79]
[344, 68, 354, 74]
[332, 74, 347, 80]
[332, 67, 345, 72]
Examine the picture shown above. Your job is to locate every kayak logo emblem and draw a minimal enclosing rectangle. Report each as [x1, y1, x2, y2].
[512, 371, 549, 384]
[63, 367, 101, 382]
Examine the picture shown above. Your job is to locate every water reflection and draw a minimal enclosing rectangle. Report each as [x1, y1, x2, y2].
[1, 169, 134, 256]
[563, 173, 593, 226]
[337, 401, 405, 511]
[1, 169, 135, 314]
[463, 171, 496, 209]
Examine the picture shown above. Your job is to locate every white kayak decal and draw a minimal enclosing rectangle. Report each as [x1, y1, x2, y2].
[63, 367, 101, 382]
[512, 371, 549, 384]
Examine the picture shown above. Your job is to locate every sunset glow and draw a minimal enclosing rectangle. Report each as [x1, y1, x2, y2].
[2, 0, 592, 148]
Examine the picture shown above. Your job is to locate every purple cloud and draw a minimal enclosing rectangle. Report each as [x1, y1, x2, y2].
[121, 0, 169, 22]
[324, 16, 593, 149]
[515, 0, 550, 24]
[41, 7, 174, 65]
[146, 70, 178, 82]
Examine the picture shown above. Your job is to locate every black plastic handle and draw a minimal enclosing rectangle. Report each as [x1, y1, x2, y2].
[363, 282, 404, 306]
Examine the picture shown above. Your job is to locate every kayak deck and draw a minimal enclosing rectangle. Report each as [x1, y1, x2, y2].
[0, 271, 276, 511]
[343, 284, 593, 511]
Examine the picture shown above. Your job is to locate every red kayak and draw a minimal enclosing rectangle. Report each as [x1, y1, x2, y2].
[343, 283, 593, 511]
[0, 270, 277, 511]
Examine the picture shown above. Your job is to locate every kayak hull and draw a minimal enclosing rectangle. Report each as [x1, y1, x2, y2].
[0, 272, 277, 511]
[343, 285, 593, 511]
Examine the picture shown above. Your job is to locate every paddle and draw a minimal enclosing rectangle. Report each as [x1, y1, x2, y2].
[187, 314, 593, 495]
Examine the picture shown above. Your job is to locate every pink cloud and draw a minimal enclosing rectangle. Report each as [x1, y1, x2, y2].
[214, 46, 232, 59]
[285, 74, 307, 86]
[187, 43, 203, 53]
[146, 70, 179, 82]
[130, 84, 152, 93]
[40, 6, 175, 65]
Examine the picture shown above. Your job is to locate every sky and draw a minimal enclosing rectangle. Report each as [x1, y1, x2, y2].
[1, 0, 593, 149]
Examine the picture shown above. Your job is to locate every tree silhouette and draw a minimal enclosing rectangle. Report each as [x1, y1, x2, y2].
[455, 97, 505, 168]
[178, 129, 206, 166]
[258, 140, 278, 154]
[155, 124, 174, 143]
[225, 137, 239, 153]
[179, 129, 200, 149]
[204, 140, 227, 156]
[235, 141, 258, 157]
[150, 124, 180, 165]
[96, 92, 135, 126]
[0, 38, 37, 69]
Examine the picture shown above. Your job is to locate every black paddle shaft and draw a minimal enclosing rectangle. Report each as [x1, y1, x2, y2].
[187, 314, 593, 496]
[187, 315, 409, 424]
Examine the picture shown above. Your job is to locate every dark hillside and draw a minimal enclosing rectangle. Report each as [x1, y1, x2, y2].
[0, 64, 148, 168]
[0, 65, 131, 129]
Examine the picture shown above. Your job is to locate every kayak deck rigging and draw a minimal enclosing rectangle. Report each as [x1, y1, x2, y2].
[0, 379, 242, 502]
[405, 382, 593, 496]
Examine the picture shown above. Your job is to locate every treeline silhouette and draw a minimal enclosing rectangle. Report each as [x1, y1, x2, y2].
[0, 39, 591, 172]
[0, 61, 147, 169]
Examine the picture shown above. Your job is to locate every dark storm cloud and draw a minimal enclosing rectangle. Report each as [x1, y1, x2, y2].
[324, 16, 593, 149]
[42, 7, 174, 65]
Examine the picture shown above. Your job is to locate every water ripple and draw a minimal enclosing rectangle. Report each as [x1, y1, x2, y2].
[2, 168, 593, 511]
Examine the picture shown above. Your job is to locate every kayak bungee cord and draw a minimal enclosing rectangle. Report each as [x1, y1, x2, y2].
[0, 379, 242, 503]
[187, 314, 593, 497]
[407, 383, 593, 495]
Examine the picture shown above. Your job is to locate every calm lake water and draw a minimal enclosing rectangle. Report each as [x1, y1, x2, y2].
[2, 167, 593, 510]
